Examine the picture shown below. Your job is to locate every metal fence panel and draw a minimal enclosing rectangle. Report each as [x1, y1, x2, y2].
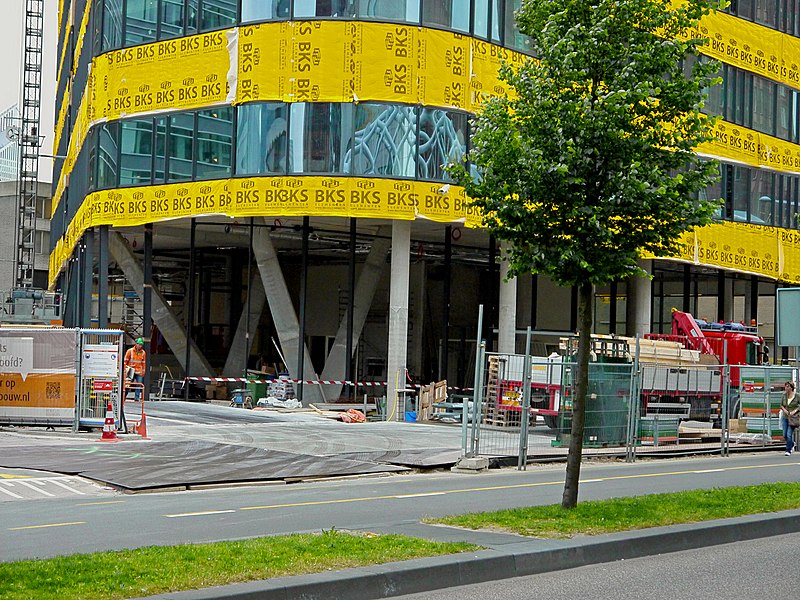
[76, 329, 125, 430]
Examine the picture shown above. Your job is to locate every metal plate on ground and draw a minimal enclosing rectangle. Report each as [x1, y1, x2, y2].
[328, 448, 462, 468]
[0, 441, 408, 491]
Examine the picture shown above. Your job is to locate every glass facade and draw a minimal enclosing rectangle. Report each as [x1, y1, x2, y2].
[723, 0, 799, 35]
[100, 0, 532, 53]
[89, 102, 474, 189]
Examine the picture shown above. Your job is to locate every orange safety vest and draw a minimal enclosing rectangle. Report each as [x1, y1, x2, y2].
[124, 347, 147, 376]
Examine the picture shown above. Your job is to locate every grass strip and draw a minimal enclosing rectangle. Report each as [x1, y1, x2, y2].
[430, 482, 800, 538]
[0, 530, 477, 600]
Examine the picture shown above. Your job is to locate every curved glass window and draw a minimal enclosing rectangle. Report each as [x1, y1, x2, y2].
[348, 103, 417, 177]
[358, 0, 419, 21]
[160, 0, 186, 39]
[196, 108, 233, 179]
[418, 108, 467, 182]
[241, 0, 290, 22]
[97, 122, 120, 189]
[289, 103, 353, 173]
[236, 103, 289, 174]
[200, 0, 237, 31]
[422, 0, 470, 33]
[125, 0, 159, 46]
[294, 0, 356, 18]
[120, 119, 154, 185]
[102, 0, 124, 51]
[168, 113, 194, 182]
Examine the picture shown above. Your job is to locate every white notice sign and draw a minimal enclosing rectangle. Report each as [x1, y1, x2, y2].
[81, 344, 120, 378]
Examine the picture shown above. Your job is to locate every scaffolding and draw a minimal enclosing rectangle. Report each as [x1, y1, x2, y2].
[14, 0, 44, 289]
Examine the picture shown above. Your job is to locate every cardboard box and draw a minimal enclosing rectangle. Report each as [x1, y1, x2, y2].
[729, 419, 747, 433]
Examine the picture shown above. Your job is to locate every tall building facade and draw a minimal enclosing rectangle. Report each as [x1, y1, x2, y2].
[52, 1, 800, 408]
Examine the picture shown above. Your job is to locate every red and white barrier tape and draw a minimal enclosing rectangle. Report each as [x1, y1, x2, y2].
[185, 376, 473, 392]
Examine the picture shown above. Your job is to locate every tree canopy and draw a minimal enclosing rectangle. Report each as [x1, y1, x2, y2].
[458, 0, 722, 287]
[454, 0, 723, 508]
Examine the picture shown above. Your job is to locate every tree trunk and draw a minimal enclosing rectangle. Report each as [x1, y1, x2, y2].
[561, 281, 594, 509]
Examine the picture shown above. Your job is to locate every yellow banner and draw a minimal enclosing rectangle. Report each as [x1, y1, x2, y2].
[49, 176, 480, 287]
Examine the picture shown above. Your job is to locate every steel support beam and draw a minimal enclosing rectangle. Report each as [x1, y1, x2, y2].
[320, 227, 391, 400]
[251, 219, 323, 405]
[223, 269, 266, 376]
[109, 232, 214, 376]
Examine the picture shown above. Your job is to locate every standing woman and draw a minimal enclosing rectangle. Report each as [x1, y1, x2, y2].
[780, 381, 799, 456]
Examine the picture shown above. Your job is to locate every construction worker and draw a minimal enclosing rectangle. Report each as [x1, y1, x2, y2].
[124, 337, 147, 401]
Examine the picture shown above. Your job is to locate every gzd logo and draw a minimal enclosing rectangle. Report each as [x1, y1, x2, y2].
[161, 81, 172, 89]
[270, 180, 283, 188]
[206, 74, 218, 83]
[139, 84, 150, 92]
[384, 33, 394, 50]
[285, 179, 303, 188]
[183, 77, 195, 86]
[132, 192, 144, 200]
[200, 185, 212, 194]
[321, 179, 340, 188]
[154, 190, 166, 199]
[356, 180, 375, 189]
[394, 182, 411, 191]
[118, 87, 128, 96]
[177, 188, 189, 197]
[241, 180, 255, 189]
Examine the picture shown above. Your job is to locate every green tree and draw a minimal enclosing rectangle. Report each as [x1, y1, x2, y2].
[455, 0, 721, 508]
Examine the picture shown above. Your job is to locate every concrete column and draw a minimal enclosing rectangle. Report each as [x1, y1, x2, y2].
[721, 271, 734, 323]
[386, 220, 411, 421]
[497, 250, 517, 354]
[626, 260, 652, 338]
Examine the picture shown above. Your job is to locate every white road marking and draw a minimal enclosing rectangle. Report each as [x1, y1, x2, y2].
[48, 479, 87, 495]
[18, 481, 55, 496]
[0, 484, 23, 499]
[164, 510, 237, 518]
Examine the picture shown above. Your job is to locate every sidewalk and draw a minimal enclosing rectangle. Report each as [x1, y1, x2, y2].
[150, 508, 800, 599]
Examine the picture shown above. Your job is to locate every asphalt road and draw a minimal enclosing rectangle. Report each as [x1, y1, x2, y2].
[396, 531, 800, 599]
[2, 451, 799, 562]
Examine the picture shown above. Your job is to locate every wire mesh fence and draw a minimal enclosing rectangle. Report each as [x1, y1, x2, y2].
[458, 342, 799, 466]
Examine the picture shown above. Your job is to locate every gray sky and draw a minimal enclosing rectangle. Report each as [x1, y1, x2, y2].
[0, 1, 59, 183]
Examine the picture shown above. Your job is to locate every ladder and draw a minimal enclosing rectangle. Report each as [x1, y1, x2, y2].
[14, 0, 44, 289]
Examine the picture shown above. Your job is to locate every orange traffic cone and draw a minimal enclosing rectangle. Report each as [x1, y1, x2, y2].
[100, 401, 119, 442]
[137, 412, 149, 440]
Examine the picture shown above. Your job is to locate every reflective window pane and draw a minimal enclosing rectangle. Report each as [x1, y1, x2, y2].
[120, 119, 154, 186]
[422, 0, 470, 32]
[125, 0, 158, 46]
[154, 117, 167, 183]
[289, 103, 353, 174]
[97, 122, 119, 189]
[357, 0, 419, 21]
[751, 75, 775, 136]
[294, 0, 356, 18]
[102, 0, 123, 51]
[418, 108, 467, 182]
[168, 113, 194, 182]
[236, 103, 289, 175]
[201, 0, 237, 31]
[504, 0, 532, 52]
[491, 0, 501, 43]
[348, 103, 416, 177]
[186, 0, 199, 35]
[196, 107, 233, 179]
[473, 0, 489, 38]
[241, 0, 290, 22]
[751, 170, 775, 225]
[160, 0, 185, 39]
[732, 165, 750, 222]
